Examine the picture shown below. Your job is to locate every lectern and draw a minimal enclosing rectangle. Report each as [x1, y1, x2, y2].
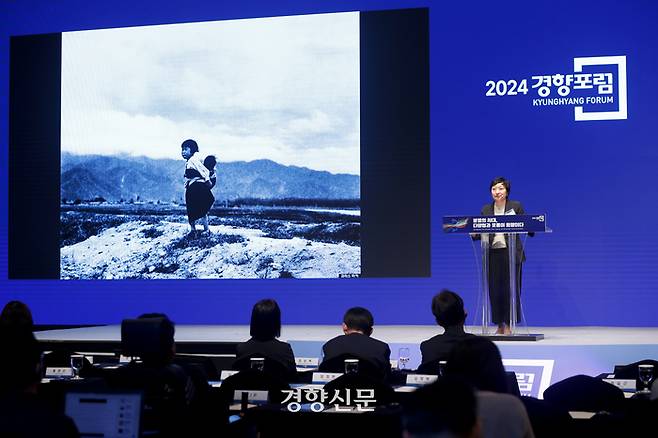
[443, 214, 550, 341]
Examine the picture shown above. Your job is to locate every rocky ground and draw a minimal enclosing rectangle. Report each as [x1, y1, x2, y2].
[60, 220, 361, 279]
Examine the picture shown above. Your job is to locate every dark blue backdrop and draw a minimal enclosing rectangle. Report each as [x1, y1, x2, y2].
[1, 0, 657, 326]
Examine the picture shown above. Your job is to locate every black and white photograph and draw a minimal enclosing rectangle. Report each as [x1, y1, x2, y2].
[59, 12, 361, 279]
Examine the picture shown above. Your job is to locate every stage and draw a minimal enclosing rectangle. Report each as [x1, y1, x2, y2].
[35, 325, 658, 398]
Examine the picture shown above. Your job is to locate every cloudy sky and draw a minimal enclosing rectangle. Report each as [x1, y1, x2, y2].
[61, 12, 360, 175]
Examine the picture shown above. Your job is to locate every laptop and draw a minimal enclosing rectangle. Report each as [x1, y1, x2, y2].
[65, 391, 142, 438]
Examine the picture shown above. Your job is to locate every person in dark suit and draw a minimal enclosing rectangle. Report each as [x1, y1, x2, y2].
[0, 327, 79, 438]
[112, 314, 203, 436]
[403, 377, 480, 438]
[473, 177, 531, 335]
[419, 290, 475, 371]
[235, 299, 296, 379]
[446, 337, 534, 438]
[321, 307, 391, 377]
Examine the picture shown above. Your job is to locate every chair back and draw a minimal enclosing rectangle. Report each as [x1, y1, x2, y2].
[543, 375, 624, 412]
[520, 395, 573, 437]
[121, 318, 170, 359]
[174, 354, 219, 381]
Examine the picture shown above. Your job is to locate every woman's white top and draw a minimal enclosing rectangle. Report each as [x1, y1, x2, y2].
[492, 203, 507, 248]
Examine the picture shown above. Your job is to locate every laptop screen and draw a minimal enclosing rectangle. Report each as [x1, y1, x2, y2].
[65, 391, 141, 438]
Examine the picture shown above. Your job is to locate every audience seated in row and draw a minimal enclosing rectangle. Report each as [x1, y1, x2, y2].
[419, 289, 476, 374]
[3, 297, 657, 438]
[232, 292, 473, 382]
[236, 301, 393, 381]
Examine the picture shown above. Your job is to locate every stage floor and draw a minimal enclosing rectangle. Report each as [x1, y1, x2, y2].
[36, 325, 658, 398]
[35, 324, 658, 344]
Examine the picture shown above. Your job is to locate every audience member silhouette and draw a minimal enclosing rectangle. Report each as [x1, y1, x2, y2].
[235, 299, 296, 380]
[0, 327, 79, 437]
[445, 337, 507, 393]
[321, 307, 391, 378]
[446, 337, 534, 438]
[542, 374, 624, 413]
[0, 300, 34, 330]
[403, 377, 481, 438]
[12, 298, 654, 437]
[110, 313, 198, 436]
[419, 290, 475, 373]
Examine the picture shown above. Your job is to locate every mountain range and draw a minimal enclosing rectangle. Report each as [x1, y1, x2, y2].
[61, 153, 360, 202]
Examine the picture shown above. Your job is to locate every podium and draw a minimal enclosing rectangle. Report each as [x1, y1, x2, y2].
[443, 214, 550, 341]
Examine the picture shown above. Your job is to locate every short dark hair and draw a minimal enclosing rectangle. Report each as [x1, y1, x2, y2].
[445, 337, 507, 393]
[343, 307, 374, 336]
[0, 300, 34, 329]
[203, 155, 217, 170]
[489, 176, 510, 196]
[0, 327, 41, 392]
[250, 299, 282, 341]
[181, 139, 199, 153]
[431, 290, 466, 328]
